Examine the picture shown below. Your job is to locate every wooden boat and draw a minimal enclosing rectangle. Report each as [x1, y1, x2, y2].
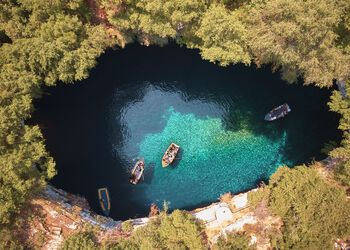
[97, 188, 110, 216]
[264, 103, 291, 121]
[162, 143, 180, 167]
[129, 160, 145, 185]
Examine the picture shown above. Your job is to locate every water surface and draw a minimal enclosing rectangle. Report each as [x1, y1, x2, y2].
[32, 44, 341, 220]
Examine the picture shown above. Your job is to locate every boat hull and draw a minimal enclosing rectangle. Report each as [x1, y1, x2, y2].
[130, 160, 145, 185]
[162, 143, 180, 167]
[264, 103, 291, 121]
[98, 188, 110, 217]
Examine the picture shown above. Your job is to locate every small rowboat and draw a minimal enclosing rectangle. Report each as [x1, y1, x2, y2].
[162, 143, 180, 168]
[264, 103, 291, 121]
[97, 188, 110, 216]
[129, 160, 145, 185]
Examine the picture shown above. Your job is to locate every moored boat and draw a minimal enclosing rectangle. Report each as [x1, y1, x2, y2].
[264, 103, 291, 121]
[97, 188, 111, 216]
[162, 143, 180, 167]
[130, 160, 145, 185]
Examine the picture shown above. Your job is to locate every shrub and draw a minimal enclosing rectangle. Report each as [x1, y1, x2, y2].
[213, 232, 252, 250]
[60, 232, 97, 250]
[121, 220, 133, 233]
[115, 210, 206, 249]
[0, 228, 24, 250]
[267, 166, 350, 249]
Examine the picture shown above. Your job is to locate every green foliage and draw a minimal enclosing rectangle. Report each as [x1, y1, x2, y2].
[101, 0, 208, 45]
[157, 210, 206, 249]
[104, 239, 139, 250]
[60, 232, 97, 250]
[0, 15, 110, 85]
[321, 140, 338, 155]
[267, 166, 350, 249]
[213, 232, 252, 250]
[0, 125, 55, 224]
[334, 160, 350, 186]
[111, 210, 206, 249]
[213, 0, 250, 10]
[1, 1, 350, 248]
[0, 0, 113, 227]
[0, 0, 89, 41]
[247, 185, 269, 207]
[100, 0, 350, 88]
[0, 228, 24, 250]
[121, 220, 133, 233]
[328, 83, 350, 131]
[336, 2, 350, 55]
[196, 4, 251, 66]
[245, 0, 350, 87]
[328, 81, 350, 185]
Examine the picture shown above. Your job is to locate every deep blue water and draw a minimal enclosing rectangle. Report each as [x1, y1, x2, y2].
[32, 44, 341, 220]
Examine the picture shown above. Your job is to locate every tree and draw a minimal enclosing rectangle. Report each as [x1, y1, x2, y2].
[0, 125, 55, 224]
[196, 4, 251, 66]
[336, 1, 350, 55]
[212, 0, 250, 10]
[245, 0, 350, 87]
[267, 166, 350, 249]
[101, 0, 208, 45]
[0, 15, 111, 85]
[0, 0, 112, 226]
[121, 220, 133, 233]
[0, 0, 89, 41]
[60, 232, 97, 250]
[213, 232, 252, 250]
[328, 82, 350, 185]
[157, 210, 206, 249]
[0, 227, 24, 250]
[1, 1, 350, 248]
[107, 210, 206, 249]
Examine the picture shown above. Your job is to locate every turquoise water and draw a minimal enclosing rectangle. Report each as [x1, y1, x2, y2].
[33, 44, 341, 219]
[115, 82, 292, 209]
[137, 108, 288, 207]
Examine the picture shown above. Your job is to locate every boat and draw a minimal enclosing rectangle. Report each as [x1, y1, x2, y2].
[162, 143, 180, 167]
[97, 188, 111, 216]
[264, 103, 291, 121]
[129, 160, 145, 185]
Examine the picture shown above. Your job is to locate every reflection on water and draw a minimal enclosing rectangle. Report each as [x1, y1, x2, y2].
[110, 82, 289, 209]
[114, 84, 225, 162]
[32, 44, 341, 220]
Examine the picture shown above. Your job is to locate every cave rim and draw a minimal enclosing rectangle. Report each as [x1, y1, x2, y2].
[31, 42, 342, 220]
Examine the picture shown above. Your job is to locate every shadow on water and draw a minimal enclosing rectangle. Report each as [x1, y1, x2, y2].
[30, 43, 342, 220]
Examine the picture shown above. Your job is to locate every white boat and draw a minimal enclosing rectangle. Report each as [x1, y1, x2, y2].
[129, 160, 145, 185]
[162, 143, 180, 168]
[264, 103, 291, 121]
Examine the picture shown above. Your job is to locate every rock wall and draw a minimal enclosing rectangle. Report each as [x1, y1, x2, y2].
[18, 186, 122, 249]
